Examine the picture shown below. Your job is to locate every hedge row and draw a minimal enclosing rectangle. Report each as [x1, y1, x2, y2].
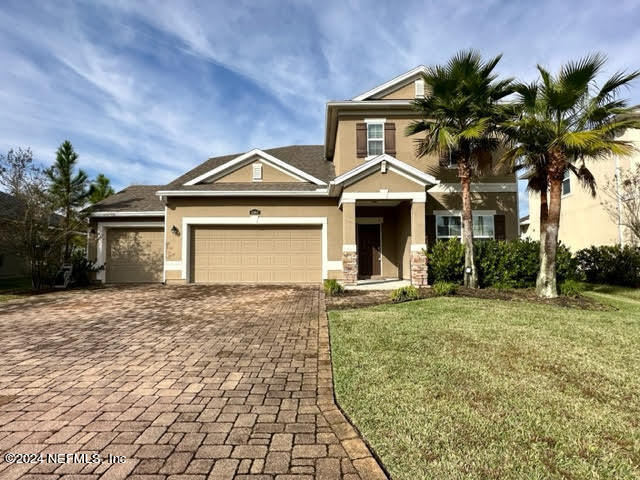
[426, 239, 640, 288]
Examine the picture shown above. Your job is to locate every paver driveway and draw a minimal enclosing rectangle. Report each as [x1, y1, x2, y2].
[0, 285, 386, 480]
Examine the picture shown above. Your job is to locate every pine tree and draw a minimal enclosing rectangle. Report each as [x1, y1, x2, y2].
[89, 173, 115, 204]
[47, 140, 90, 261]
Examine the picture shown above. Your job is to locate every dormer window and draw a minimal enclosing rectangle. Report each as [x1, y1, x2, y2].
[252, 163, 263, 181]
[366, 121, 384, 156]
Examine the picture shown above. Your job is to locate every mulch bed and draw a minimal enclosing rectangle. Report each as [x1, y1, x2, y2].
[326, 286, 614, 311]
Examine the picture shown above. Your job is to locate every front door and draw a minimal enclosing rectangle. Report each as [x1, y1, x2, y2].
[357, 224, 381, 277]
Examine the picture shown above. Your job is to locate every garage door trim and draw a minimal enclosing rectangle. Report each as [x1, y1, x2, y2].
[181, 217, 328, 282]
[96, 221, 164, 283]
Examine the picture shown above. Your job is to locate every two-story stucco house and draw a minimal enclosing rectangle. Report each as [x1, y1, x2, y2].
[88, 66, 519, 286]
[523, 128, 640, 251]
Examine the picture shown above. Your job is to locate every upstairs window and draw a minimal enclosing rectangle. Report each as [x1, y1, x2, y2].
[252, 163, 263, 181]
[562, 170, 571, 196]
[367, 122, 384, 156]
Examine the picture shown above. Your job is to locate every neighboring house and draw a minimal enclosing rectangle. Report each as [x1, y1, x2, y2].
[519, 215, 530, 238]
[0, 191, 29, 279]
[523, 128, 640, 251]
[88, 66, 519, 285]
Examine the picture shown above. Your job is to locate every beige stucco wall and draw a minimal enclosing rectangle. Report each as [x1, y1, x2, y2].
[427, 191, 519, 240]
[212, 161, 303, 183]
[344, 168, 424, 193]
[165, 197, 344, 270]
[333, 115, 516, 183]
[525, 129, 640, 251]
[378, 82, 415, 100]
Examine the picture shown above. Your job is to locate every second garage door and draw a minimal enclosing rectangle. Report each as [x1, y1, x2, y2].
[190, 226, 322, 283]
[106, 228, 164, 283]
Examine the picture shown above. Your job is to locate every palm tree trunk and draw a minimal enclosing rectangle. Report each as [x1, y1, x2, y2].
[459, 159, 478, 288]
[535, 182, 548, 294]
[537, 155, 563, 298]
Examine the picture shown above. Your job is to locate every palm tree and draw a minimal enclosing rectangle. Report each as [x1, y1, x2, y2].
[47, 140, 90, 261]
[407, 50, 514, 288]
[502, 54, 640, 297]
[89, 173, 115, 204]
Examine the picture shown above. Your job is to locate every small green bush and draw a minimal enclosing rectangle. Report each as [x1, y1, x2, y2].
[433, 281, 457, 296]
[559, 279, 586, 297]
[71, 251, 103, 286]
[428, 239, 465, 284]
[575, 245, 640, 287]
[390, 285, 421, 303]
[323, 279, 344, 296]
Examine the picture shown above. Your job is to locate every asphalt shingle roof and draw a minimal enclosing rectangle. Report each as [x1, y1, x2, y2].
[89, 145, 333, 214]
[90, 185, 165, 212]
[168, 145, 334, 186]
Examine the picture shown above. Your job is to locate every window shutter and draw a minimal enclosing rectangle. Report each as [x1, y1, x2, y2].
[494, 214, 506, 240]
[384, 123, 396, 155]
[356, 123, 367, 158]
[426, 214, 436, 248]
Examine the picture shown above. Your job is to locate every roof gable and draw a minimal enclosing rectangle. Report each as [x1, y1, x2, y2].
[352, 66, 427, 101]
[169, 145, 334, 187]
[331, 154, 438, 188]
[186, 149, 323, 185]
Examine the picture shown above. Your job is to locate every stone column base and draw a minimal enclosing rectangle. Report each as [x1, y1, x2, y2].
[410, 249, 428, 286]
[342, 251, 358, 286]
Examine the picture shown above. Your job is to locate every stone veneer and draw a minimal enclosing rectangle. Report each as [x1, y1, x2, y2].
[410, 249, 428, 286]
[342, 251, 358, 285]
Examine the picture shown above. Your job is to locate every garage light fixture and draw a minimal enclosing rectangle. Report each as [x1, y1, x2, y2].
[171, 225, 180, 235]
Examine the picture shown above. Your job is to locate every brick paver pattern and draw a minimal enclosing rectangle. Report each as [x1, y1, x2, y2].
[0, 285, 386, 480]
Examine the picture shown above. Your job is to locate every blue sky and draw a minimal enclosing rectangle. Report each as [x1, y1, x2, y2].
[2, 1, 640, 215]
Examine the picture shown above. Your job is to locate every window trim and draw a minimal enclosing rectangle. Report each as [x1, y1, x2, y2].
[364, 119, 385, 159]
[446, 150, 458, 169]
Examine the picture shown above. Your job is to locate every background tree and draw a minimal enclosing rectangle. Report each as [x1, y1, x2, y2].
[0, 148, 63, 289]
[502, 54, 640, 297]
[89, 173, 115, 204]
[601, 163, 640, 245]
[407, 50, 514, 288]
[47, 141, 90, 261]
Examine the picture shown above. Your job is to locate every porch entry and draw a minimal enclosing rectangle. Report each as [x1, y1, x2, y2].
[357, 223, 381, 277]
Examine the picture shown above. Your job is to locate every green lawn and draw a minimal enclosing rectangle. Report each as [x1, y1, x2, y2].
[329, 286, 640, 480]
[0, 277, 31, 302]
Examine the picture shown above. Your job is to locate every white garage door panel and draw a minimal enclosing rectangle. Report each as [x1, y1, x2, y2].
[191, 226, 321, 283]
[106, 228, 164, 283]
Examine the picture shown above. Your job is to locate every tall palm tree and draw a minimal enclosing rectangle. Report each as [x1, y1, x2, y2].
[47, 140, 90, 261]
[89, 173, 115, 204]
[502, 54, 640, 297]
[407, 50, 514, 288]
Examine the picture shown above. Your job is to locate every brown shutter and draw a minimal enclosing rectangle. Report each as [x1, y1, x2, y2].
[356, 123, 367, 158]
[384, 123, 396, 155]
[426, 215, 436, 249]
[494, 214, 506, 240]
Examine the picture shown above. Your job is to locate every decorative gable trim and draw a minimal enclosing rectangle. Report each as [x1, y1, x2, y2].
[184, 149, 327, 186]
[331, 154, 439, 187]
[352, 65, 428, 101]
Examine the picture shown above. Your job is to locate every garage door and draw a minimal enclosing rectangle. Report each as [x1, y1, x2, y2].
[106, 228, 163, 283]
[190, 226, 322, 283]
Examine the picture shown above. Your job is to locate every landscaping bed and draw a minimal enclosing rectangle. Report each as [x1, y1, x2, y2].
[326, 285, 611, 311]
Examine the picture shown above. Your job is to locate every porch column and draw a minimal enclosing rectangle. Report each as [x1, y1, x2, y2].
[410, 200, 428, 286]
[342, 200, 358, 285]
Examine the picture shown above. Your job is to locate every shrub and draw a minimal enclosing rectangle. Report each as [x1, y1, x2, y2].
[390, 285, 421, 303]
[433, 281, 457, 296]
[559, 279, 585, 297]
[575, 245, 640, 287]
[323, 279, 344, 296]
[71, 252, 102, 287]
[476, 239, 576, 288]
[428, 239, 464, 284]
